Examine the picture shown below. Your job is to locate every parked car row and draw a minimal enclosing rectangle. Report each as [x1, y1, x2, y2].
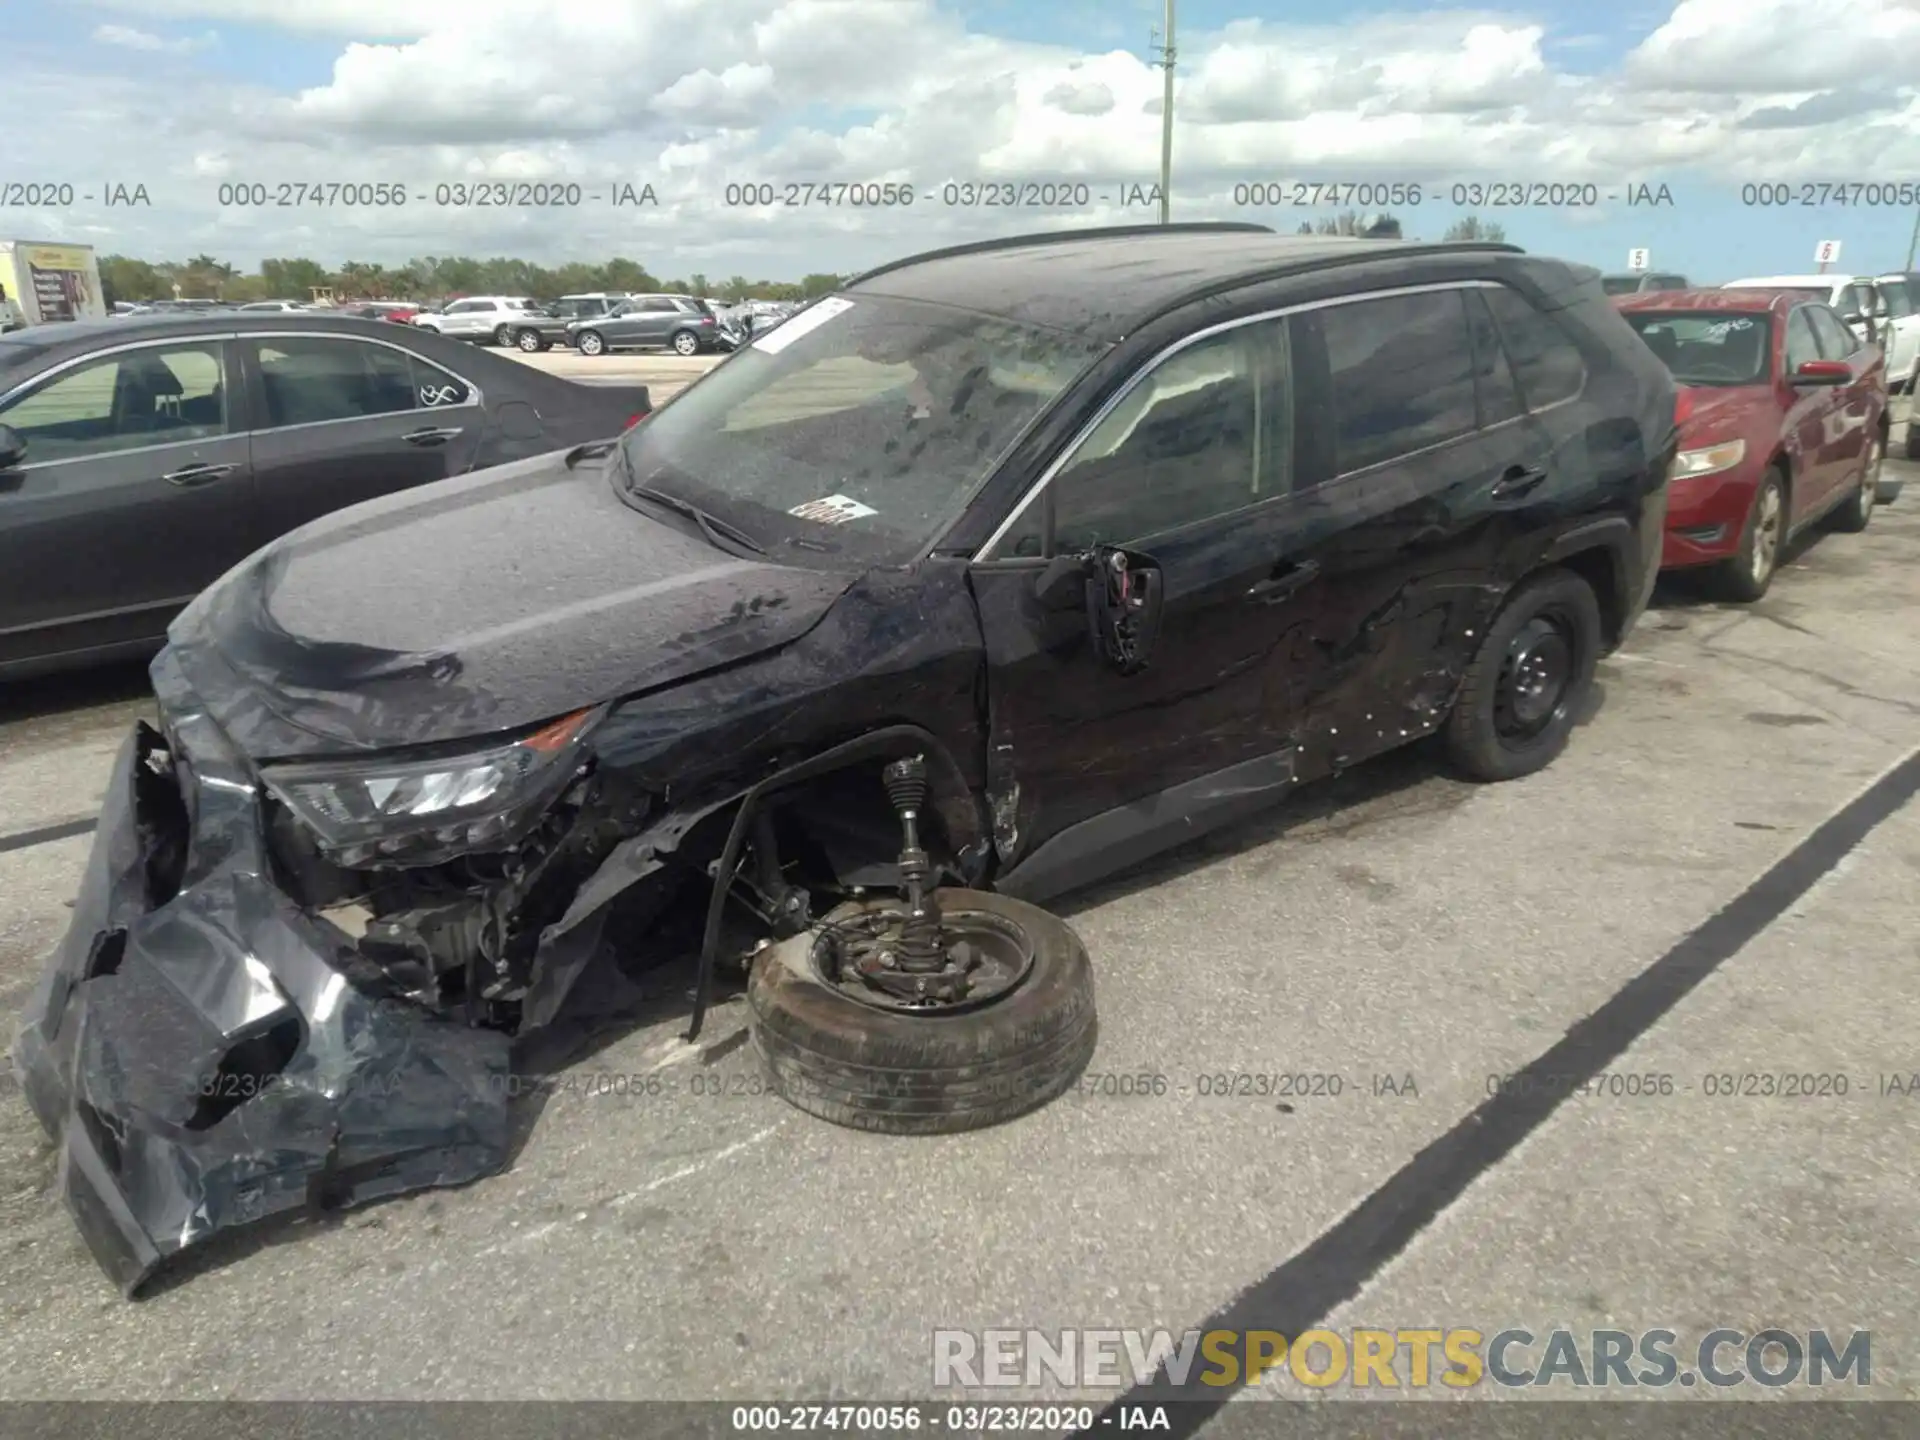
[410, 292, 762, 356]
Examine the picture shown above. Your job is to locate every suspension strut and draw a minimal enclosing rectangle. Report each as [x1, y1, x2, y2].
[883, 756, 946, 971]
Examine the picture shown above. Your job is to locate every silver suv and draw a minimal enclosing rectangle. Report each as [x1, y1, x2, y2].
[414, 296, 539, 345]
[567, 294, 725, 356]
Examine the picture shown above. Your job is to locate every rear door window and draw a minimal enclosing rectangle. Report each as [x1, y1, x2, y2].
[1465, 289, 1525, 427]
[1481, 285, 1586, 409]
[253, 336, 421, 427]
[1314, 289, 1477, 475]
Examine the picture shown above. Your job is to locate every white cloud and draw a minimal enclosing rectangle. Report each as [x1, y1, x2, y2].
[15, 0, 1920, 273]
[92, 23, 216, 53]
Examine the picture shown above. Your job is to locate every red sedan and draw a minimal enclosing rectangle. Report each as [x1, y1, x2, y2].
[1615, 289, 1888, 600]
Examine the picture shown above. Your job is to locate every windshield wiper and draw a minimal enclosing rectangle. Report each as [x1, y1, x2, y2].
[630, 483, 767, 557]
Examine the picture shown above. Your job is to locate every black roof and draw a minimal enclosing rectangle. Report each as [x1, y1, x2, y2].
[843, 224, 1523, 341]
[0, 311, 441, 367]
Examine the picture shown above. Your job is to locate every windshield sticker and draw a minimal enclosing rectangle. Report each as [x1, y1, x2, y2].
[789, 493, 878, 525]
[754, 296, 854, 354]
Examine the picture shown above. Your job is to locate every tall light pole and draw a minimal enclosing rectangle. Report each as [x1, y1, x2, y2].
[1905, 204, 1919, 272]
[1155, 0, 1176, 224]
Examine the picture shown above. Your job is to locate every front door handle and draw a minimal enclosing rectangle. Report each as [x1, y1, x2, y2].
[1245, 558, 1321, 603]
[403, 427, 464, 446]
[161, 462, 236, 487]
[1490, 464, 1548, 501]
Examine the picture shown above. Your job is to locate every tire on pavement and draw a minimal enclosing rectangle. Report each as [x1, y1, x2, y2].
[1830, 431, 1881, 533]
[1442, 565, 1603, 783]
[576, 330, 605, 356]
[1707, 466, 1788, 603]
[747, 888, 1096, 1135]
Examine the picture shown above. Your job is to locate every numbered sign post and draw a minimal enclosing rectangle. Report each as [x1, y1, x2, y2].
[1627, 248, 1650, 272]
[1815, 239, 1841, 271]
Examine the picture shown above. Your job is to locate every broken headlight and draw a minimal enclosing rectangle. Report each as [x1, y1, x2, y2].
[259, 707, 602, 868]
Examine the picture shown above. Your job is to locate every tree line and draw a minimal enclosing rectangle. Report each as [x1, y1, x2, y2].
[96, 253, 850, 307]
[95, 216, 1505, 307]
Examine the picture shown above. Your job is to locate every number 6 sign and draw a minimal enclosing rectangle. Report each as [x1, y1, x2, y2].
[1815, 239, 1842, 265]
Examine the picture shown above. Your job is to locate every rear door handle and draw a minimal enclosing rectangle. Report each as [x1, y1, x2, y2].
[403, 427, 464, 446]
[1245, 558, 1321, 603]
[161, 462, 236, 487]
[1490, 464, 1548, 501]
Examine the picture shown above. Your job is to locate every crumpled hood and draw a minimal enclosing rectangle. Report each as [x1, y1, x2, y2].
[164, 449, 854, 759]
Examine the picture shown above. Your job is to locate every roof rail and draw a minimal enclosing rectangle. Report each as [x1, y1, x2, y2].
[842, 221, 1276, 290]
[1117, 239, 1527, 337]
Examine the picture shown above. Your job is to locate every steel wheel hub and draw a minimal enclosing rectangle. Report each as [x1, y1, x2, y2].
[1496, 615, 1572, 736]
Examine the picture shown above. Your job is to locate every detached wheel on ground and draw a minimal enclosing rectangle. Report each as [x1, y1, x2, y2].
[1708, 467, 1787, 602]
[575, 330, 606, 356]
[1831, 433, 1881, 533]
[1442, 566, 1603, 782]
[748, 887, 1097, 1135]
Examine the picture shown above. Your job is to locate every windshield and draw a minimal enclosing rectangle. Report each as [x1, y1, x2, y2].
[614, 293, 1107, 562]
[1624, 310, 1773, 386]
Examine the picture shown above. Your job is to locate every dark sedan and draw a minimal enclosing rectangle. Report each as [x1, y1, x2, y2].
[0, 313, 651, 678]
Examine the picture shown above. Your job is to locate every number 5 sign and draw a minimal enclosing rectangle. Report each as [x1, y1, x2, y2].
[1627, 248, 1650, 272]
[1815, 239, 1842, 265]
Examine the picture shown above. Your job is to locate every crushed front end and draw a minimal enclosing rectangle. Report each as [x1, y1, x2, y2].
[11, 651, 664, 1294]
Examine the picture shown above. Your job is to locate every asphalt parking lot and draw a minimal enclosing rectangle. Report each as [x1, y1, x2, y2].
[0, 438, 1917, 1411]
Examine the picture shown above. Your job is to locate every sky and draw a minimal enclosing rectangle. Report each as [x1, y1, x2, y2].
[4, 0, 1920, 283]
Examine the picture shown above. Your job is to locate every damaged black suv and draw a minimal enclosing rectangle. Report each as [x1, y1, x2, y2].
[17, 223, 1675, 1292]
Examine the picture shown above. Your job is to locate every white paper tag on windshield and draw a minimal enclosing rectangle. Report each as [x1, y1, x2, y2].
[754, 296, 853, 354]
[789, 493, 877, 524]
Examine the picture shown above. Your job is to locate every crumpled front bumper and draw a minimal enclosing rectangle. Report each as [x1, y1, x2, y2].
[12, 656, 512, 1295]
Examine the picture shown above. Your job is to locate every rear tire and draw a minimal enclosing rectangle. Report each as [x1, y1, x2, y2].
[1831, 434, 1881, 533]
[492, 323, 512, 347]
[671, 329, 701, 356]
[1707, 468, 1786, 602]
[747, 889, 1097, 1135]
[1442, 567, 1602, 783]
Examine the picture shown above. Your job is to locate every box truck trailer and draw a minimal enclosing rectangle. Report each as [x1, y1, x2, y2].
[0, 241, 108, 328]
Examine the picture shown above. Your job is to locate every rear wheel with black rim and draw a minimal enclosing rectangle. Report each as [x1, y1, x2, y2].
[1831, 434, 1881, 532]
[747, 888, 1096, 1134]
[1708, 469, 1786, 602]
[1441, 567, 1602, 782]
